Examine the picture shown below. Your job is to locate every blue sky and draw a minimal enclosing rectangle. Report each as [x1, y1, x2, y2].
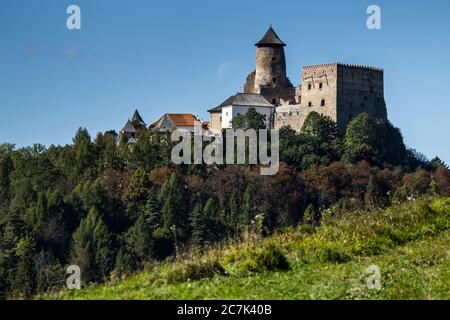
[1, 0, 449, 164]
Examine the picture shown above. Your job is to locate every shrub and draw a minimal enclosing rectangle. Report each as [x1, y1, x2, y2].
[239, 244, 290, 274]
[165, 259, 225, 284]
[316, 245, 351, 263]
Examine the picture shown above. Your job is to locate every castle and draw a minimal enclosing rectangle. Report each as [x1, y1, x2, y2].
[209, 26, 388, 134]
[121, 26, 388, 143]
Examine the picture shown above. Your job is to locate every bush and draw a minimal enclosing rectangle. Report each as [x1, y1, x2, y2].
[238, 244, 290, 274]
[165, 259, 225, 284]
[316, 245, 351, 263]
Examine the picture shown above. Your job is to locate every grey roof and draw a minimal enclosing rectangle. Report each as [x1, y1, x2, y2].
[208, 93, 274, 113]
[121, 119, 137, 133]
[131, 109, 146, 126]
[255, 26, 286, 47]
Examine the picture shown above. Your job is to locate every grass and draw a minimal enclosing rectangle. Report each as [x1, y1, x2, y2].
[44, 197, 450, 300]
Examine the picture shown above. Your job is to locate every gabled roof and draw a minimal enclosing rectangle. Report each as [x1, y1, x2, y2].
[131, 109, 146, 126]
[121, 119, 137, 133]
[208, 93, 275, 113]
[255, 26, 286, 47]
[150, 113, 201, 130]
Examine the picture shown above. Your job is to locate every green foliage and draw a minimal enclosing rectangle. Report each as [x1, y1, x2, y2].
[302, 204, 317, 225]
[342, 113, 407, 167]
[279, 112, 342, 170]
[159, 173, 188, 239]
[73, 128, 95, 178]
[231, 107, 266, 130]
[125, 168, 151, 220]
[43, 197, 450, 300]
[190, 198, 224, 247]
[0, 120, 445, 298]
[242, 244, 290, 273]
[70, 207, 113, 282]
[165, 259, 225, 284]
[242, 186, 253, 226]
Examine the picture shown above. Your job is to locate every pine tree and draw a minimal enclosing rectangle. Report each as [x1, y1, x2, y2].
[228, 191, 240, 233]
[189, 202, 206, 247]
[124, 214, 154, 267]
[159, 173, 188, 239]
[71, 207, 112, 282]
[144, 187, 161, 232]
[242, 186, 253, 227]
[125, 168, 151, 221]
[12, 236, 36, 298]
[73, 128, 95, 178]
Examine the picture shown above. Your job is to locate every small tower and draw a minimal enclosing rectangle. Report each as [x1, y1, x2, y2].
[120, 109, 147, 144]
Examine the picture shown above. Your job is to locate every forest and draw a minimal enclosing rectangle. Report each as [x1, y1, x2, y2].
[0, 111, 449, 298]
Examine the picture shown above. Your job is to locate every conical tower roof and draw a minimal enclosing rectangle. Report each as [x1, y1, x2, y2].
[131, 109, 146, 126]
[255, 26, 286, 47]
[122, 119, 137, 133]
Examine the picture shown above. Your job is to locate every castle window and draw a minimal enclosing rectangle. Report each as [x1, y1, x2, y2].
[348, 114, 353, 121]
[319, 83, 323, 89]
[370, 86, 374, 94]
[321, 99, 325, 106]
[272, 78, 277, 84]
[308, 101, 312, 107]
[271, 56, 276, 62]
[308, 84, 312, 90]
[272, 98, 277, 104]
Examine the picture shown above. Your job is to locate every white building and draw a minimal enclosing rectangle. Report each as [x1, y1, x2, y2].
[208, 93, 275, 134]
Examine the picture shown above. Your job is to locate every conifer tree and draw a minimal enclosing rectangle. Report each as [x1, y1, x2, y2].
[189, 202, 206, 247]
[125, 168, 151, 221]
[159, 173, 188, 239]
[71, 207, 113, 282]
[242, 186, 253, 226]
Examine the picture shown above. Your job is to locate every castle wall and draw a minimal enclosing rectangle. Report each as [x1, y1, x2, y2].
[336, 64, 387, 132]
[274, 63, 387, 133]
[300, 64, 338, 121]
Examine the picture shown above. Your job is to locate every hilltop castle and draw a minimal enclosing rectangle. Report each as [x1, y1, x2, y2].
[209, 26, 388, 134]
[121, 26, 388, 143]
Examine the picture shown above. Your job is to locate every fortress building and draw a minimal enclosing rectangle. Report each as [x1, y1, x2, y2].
[209, 26, 388, 134]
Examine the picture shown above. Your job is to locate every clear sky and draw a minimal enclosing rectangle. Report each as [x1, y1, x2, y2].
[1, 0, 449, 164]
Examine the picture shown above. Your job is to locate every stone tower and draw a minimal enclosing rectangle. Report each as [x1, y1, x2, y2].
[244, 26, 295, 105]
[274, 63, 388, 134]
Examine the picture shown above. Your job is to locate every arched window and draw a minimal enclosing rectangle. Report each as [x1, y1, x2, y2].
[321, 99, 325, 106]
[308, 101, 312, 107]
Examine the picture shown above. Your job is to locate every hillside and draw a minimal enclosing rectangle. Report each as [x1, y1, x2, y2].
[46, 197, 450, 300]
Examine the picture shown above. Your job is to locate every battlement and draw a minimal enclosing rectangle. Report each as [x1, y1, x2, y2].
[303, 62, 383, 72]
